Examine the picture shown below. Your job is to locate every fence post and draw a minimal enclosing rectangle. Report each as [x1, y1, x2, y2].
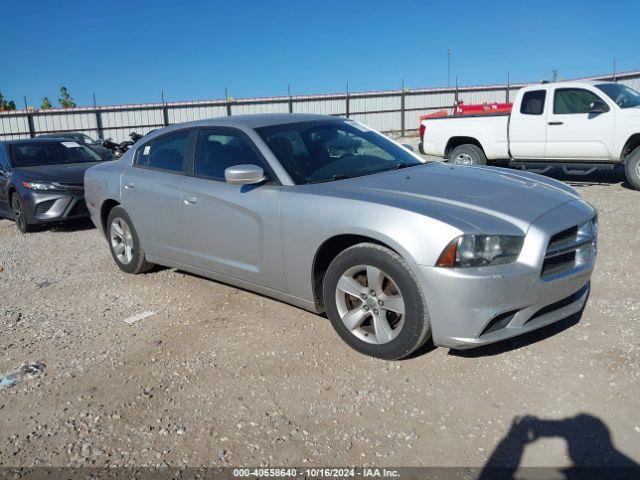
[26, 112, 35, 138]
[95, 110, 104, 140]
[225, 88, 232, 116]
[288, 85, 293, 113]
[345, 82, 350, 118]
[506, 72, 510, 103]
[400, 79, 406, 137]
[161, 91, 169, 126]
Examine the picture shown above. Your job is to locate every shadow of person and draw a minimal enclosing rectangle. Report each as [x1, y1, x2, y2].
[478, 414, 639, 480]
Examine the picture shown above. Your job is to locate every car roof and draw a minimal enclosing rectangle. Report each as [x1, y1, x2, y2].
[178, 113, 340, 128]
[1, 137, 75, 146]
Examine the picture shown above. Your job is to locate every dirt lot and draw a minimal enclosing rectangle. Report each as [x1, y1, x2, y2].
[0, 163, 639, 470]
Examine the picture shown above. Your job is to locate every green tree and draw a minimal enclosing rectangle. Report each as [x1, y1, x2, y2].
[58, 86, 76, 108]
[0, 91, 17, 111]
[41, 97, 52, 109]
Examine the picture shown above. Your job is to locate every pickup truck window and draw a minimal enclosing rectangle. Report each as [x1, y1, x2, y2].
[553, 88, 603, 114]
[596, 83, 640, 109]
[520, 90, 546, 115]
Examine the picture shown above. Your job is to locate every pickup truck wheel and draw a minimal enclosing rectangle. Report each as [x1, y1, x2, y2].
[323, 243, 431, 360]
[107, 206, 154, 274]
[625, 147, 640, 190]
[448, 144, 487, 166]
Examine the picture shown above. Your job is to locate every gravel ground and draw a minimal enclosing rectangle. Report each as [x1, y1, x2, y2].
[0, 159, 638, 470]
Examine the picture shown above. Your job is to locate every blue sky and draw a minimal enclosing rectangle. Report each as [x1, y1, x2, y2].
[1, 0, 638, 107]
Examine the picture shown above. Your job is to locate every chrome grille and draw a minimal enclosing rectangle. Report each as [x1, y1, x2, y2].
[541, 218, 597, 279]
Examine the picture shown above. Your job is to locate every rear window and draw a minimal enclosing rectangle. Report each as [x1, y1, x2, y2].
[520, 90, 546, 115]
[9, 142, 102, 167]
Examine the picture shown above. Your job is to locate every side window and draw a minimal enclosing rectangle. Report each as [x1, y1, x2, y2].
[194, 129, 265, 180]
[520, 90, 546, 115]
[136, 130, 190, 173]
[554, 88, 603, 114]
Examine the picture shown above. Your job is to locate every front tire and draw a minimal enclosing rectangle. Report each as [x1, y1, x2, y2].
[10, 192, 35, 233]
[448, 144, 487, 166]
[106, 206, 154, 274]
[323, 243, 431, 360]
[625, 147, 640, 190]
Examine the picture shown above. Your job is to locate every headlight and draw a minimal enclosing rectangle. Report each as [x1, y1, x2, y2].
[436, 234, 524, 267]
[576, 216, 598, 265]
[22, 181, 59, 191]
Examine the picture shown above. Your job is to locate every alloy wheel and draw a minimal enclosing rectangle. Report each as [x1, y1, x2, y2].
[110, 217, 134, 265]
[11, 195, 25, 231]
[334, 264, 406, 345]
[453, 153, 475, 165]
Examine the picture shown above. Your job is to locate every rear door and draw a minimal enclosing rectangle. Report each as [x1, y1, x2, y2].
[0, 145, 10, 216]
[121, 129, 195, 264]
[545, 87, 615, 160]
[509, 89, 548, 159]
[180, 127, 285, 290]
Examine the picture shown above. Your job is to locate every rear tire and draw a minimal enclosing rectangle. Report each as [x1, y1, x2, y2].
[10, 192, 35, 233]
[448, 144, 487, 166]
[322, 243, 431, 360]
[106, 206, 154, 274]
[625, 147, 640, 190]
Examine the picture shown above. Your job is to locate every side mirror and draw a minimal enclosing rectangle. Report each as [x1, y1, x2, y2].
[589, 100, 609, 113]
[225, 164, 267, 185]
[402, 143, 415, 152]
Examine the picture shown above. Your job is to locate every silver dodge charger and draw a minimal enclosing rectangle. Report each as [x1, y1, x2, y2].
[84, 114, 597, 359]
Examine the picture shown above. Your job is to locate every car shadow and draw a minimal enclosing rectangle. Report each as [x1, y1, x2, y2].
[477, 414, 639, 480]
[47, 218, 96, 233]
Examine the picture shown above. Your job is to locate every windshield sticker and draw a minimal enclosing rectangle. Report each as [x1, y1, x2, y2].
[345, 120, 373, 132]
[61, 141, 82, 148]
[143, 145, 151, 155]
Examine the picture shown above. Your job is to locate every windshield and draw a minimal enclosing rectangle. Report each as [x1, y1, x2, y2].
[10, 141, 103, 167]
[596, 83, 640, 109]
[257, 120, 423, 184]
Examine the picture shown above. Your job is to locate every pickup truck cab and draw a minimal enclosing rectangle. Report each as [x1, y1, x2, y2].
[420, 80, 640, 189]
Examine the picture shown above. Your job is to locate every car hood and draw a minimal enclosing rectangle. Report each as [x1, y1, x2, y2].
[15, 162, 104, 183]
[310, 162, 583, 233]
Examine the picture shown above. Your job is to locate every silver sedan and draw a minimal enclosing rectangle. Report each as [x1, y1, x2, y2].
[84, 114, 597, 359]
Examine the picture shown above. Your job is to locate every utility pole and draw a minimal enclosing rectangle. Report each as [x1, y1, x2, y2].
[613, 57, 617, 82]
[552, 68, 558, 82]
[447, 48, 452, 87]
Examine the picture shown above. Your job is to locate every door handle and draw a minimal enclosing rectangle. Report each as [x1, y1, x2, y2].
[183, 197, 198, 205]
[124, 182, 135, 189]
[548, 121, 564, 126]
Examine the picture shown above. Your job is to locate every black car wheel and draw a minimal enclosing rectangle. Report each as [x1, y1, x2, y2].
[10, 192, 35, 233]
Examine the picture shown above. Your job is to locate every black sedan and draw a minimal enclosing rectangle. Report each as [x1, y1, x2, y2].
[38, 132, 113, 160]
[0, 138, 105, 232]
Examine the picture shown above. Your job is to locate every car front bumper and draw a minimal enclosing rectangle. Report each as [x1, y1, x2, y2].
[22, 189, 89, 224]
[417, 200, 596, 349]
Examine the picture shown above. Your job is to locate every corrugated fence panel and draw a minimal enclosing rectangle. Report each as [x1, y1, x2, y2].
[405, 92, 456, 110]
[0, 114, 30, 137]
[350, 111, 401, 132]
[620, 78, 640, 91]
[102, 108, 164, 129]
[350, 94, 400, 113]
[32, 111, 96, 134]
[168, 105, 227, 123]
[458, 88, 507, 105]
[231, 101, 289, 115]
[102, 125, 159, 143]
[293, 98, 345, 115]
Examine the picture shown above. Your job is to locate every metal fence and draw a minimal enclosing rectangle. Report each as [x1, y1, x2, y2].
[2, 70, 639, 143]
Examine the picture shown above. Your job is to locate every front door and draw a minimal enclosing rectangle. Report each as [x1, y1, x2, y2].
[180, 127, 285, 291]
[545, 87, 615, 160]
[121, 129, 194, 264]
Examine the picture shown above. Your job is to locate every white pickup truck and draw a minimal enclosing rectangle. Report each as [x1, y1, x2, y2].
[419, 80, 640, 190]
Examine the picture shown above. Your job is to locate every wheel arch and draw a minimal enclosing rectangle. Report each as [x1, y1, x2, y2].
[311, 233, 404, 310]
[621, 133, 640, 162]
[100, 199, 121, 236]
[444, 136, 486, 158]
